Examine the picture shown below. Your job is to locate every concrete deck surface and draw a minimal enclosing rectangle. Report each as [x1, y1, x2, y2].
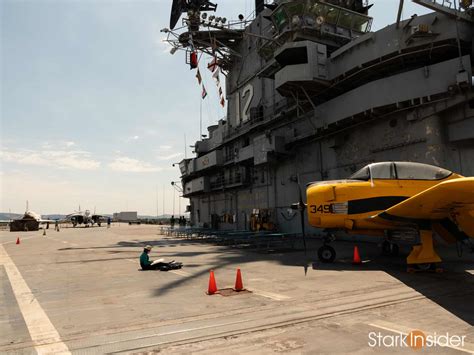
[1, 224, 473, 354]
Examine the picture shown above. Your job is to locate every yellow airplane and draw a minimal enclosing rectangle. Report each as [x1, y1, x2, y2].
[305, 161, 474, 271]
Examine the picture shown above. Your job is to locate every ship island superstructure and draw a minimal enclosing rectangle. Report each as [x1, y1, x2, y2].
[170, 0, 474, 233]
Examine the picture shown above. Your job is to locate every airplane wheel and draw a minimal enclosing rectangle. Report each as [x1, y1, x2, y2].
[415, 263, 432, 271]
[318, 245, 336, 263]
[382, 241, 399, 256]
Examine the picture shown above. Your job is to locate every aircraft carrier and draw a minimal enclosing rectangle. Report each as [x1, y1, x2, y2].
[170, 0, 474, 233]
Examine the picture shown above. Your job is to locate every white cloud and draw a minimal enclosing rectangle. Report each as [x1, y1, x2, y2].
[156, 152, 182, 161]
[0, 148, 100, 170]
[126, 135, 140, 142]
[159, 145, 172, 150]
[108, 157, 160, 172]
[41, 140, 76, 149]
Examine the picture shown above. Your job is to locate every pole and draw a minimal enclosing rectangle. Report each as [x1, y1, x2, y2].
[173, 187, 176, 216]
[184, 134, 187, 159]
[396, 0, 404, 28]
[200, 99, 203, 138]
[156, 185, 159, 219]
[162, 184, 165, 217]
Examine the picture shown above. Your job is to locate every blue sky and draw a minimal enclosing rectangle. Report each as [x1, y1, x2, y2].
[0, 0, 430, 215]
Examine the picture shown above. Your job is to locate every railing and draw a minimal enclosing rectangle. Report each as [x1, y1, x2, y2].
[271, 1, 373, 34]
[210, 175, 247, 190]
[223, 97, 294, 140]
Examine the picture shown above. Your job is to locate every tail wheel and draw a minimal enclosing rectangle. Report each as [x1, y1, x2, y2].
[318, 245, 336, 263]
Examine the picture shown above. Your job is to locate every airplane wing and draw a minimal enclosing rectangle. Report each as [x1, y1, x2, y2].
[371, 177, 474, 236]
[38, 219, 56, 224]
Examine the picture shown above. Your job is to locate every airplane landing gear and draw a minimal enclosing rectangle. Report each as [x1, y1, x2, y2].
[382, 240, 399, 256]
[407, 263, 444, 273]
[318, 232, 336, 263]
[318, 245, 336, 263]
[407, 230, 442, 272]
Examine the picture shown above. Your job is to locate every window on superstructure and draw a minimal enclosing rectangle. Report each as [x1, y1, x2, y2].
[353, 14, 371, 32]
[275, 47, 308, 66]
[325, 6, 340, 24]
[338, 10, 352, 28]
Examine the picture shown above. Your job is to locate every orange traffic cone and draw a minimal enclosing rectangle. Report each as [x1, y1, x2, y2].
[234, 268, 244, 291]
[207, 270, 218, 295]
[16, 237, 20, 245]
[353, 246, 362, 264]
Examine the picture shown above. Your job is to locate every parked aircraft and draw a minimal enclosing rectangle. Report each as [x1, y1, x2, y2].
[65, 208, 104, 227]
[297, 162, 474, 271]
[9, 210, 57, 232]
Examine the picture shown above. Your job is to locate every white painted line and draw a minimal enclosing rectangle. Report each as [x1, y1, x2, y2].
[369, 322, 474, 354]
[251, 289, 291, 301]
[0, 244, 71, 354]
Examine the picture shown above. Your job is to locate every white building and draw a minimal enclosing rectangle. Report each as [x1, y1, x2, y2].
[113, 211, 138, 222]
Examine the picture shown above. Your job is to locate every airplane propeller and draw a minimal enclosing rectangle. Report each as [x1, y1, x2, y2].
[291, 174, 309, 275]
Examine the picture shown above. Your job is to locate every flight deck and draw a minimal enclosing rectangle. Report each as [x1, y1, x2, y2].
[1, 224, 473, 354]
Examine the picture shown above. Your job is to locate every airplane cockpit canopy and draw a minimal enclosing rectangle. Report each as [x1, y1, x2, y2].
[350, 162, 452, 181]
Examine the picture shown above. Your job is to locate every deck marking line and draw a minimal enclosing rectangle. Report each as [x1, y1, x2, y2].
[369, 322, 474, 354]
[251, 289, 291, 301]
[0, 244, 71, 354]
